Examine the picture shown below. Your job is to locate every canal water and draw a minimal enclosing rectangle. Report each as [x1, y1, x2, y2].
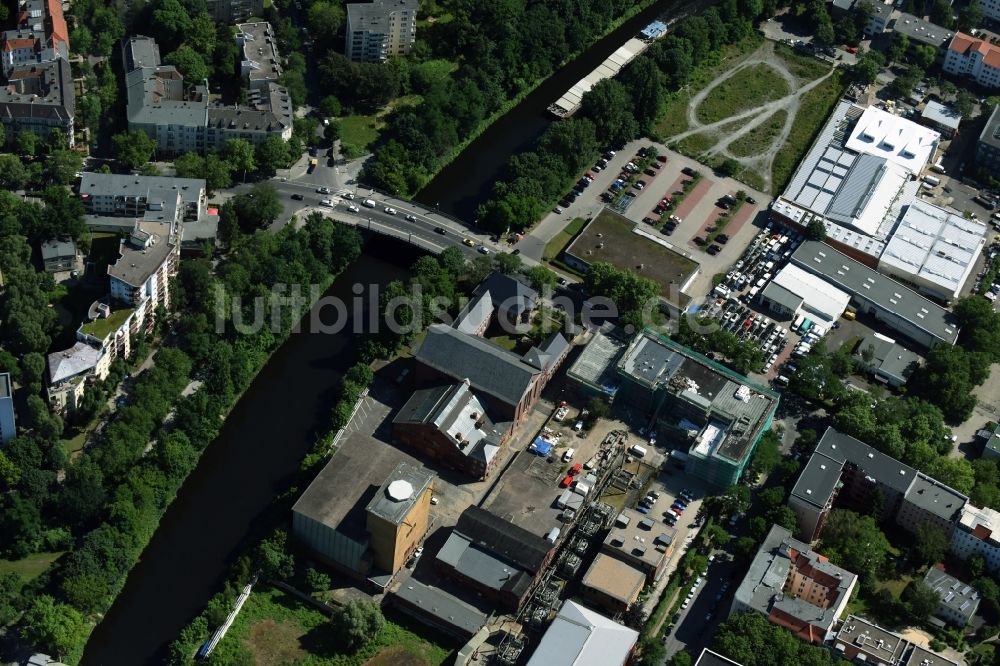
[415, 0, 672, 221]
[85, 2, 683, 660]
[82, 242, 419, 665]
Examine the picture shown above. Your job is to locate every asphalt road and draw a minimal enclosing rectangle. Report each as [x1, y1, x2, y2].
[663, 548, 742, 661]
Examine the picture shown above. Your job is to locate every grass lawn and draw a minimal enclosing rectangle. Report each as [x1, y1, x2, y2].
[0, 551, 64, 582]
[771, 70, 845, 193]
[695, 63, 790, 125]
[728, 110, 788, 158]
[412, 59, 457, 87]
[339, 115, 380, 159]
[675, 132, 718, 156]
[214, 587, 453, 665]
[486, 333, 519, 352]
[543, 217, 588, 262]
[61, 428, 91, 458]
[654, 36, 764, 138]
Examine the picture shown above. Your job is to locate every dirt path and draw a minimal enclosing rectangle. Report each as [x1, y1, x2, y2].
[669, 42, 836, 191]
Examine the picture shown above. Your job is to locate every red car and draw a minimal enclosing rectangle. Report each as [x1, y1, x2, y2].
[560, 475, 574, 488]
[569, 463, 582, 476]
[846, 46, 857, 54]
[670, 506, 683, 516]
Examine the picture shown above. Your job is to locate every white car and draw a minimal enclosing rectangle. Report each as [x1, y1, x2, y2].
[362, 199, 376, 208]
[478, 246, 491, 255]
[320, 199, 334, 207]
[384, 206, 397, 215]
[341, 192, 355, 200]
[347, 204, 360, 213]
[316, 186, 331, 194]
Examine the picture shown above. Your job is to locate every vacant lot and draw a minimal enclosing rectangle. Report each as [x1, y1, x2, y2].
[770, 70, 845, 192]
[695, 63, 790, 125]
[212, 588, 453, 665]
[0, 551, 63, 583]
[728, 110, 788, 158]
[657, 39, 842, 194]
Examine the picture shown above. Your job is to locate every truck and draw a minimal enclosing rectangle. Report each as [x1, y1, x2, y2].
[930, 162, 946, 174]
[922, 175, 941, 187]
[792, 314, 805, 332]
[628, 444, 648, 458]
[307, 157, 318, 172]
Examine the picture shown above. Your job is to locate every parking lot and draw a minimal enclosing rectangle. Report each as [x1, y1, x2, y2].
[524, 139, 771, 301]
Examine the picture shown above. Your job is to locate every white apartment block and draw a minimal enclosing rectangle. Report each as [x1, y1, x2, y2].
[345, 0, 417, 62]
[943, 32, 1000, 89]
[952, 504, 1000, 573]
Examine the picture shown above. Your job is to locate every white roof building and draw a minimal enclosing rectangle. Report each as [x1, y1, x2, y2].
[878, 200, 986, 301]
[845, 106, 940, 174]
[769, 263, 852, 323]
[526, 600, 639, 666]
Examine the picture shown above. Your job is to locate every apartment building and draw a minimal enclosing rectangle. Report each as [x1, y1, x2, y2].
[46, 340, 110, 412]
[943, 32, 1000, 89]
[952, 504, 1000, 573]
[108, 220, 179, 316]
[832, 615, 959, 666]
[206, 0, 262, 23]
[0, 56, 74, 144]
[0, 373, 16, 443]
[923, 565, 980, 628]
[978, 105, 1000, 173]
[1, 0, 69, 75]
[78, 172, 218, 248]
[122, 35, 292, 155]
[730, 524, 857, 644]
[345, 0, 417, 62]
[788, 428, 968, 541]
[236, 22, 282, 88]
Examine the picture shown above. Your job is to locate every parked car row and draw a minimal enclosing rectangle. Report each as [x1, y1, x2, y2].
[703, 298, 789, 373]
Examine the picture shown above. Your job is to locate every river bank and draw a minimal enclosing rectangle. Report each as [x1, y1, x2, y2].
[81, 240, 421, 665]
[416, 0, 672, 220]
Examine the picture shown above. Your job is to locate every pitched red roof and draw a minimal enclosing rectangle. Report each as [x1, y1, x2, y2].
[45, 0, 68, 49]
[2, 37, 36, 52]
[949, 30, 1000, 68]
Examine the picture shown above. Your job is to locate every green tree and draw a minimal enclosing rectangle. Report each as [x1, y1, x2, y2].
[819, 509, 890, 584]
[224, 139, 256, 179]
[814, 14, 836, 46]
[853, 49, 885, 84]
[19, 595, 87, 659]
[911, 523, 949, 566]
[150, 0, 193, 52]
[305, 567, 331, 593]
[888, 34, 910, 64]
[255, 530, 295, 581]
[232, 182, 282, 229]
[903, 580, 941, 623]
[15, 130, 38, 156]
[318, 95, 342, 119]
[255, 135, 291, 174]
[0, 154, 28, 189]
[202, 153, 233, 192]
[333, 598, 385, 651]
[805, 219, 827, 240]
[492, 252, 522, 275]
[164, 46, 209, 83]
[307, 0, 345, 46]
[113, 130, 157, 171]
[713, 611, 834, 666]
[173, 151, 205, 179]
[955, 89, 975, 118]
[580, 79, 640, 147]
[524, 265, 557, 292]
[912, 44, 937, 70]
[0, 572, 20, 625]
[46, 150, 83, 185]
[958, 0, 984, 32]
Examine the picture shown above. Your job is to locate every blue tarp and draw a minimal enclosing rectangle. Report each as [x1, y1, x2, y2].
[530, 438, 553, 456]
